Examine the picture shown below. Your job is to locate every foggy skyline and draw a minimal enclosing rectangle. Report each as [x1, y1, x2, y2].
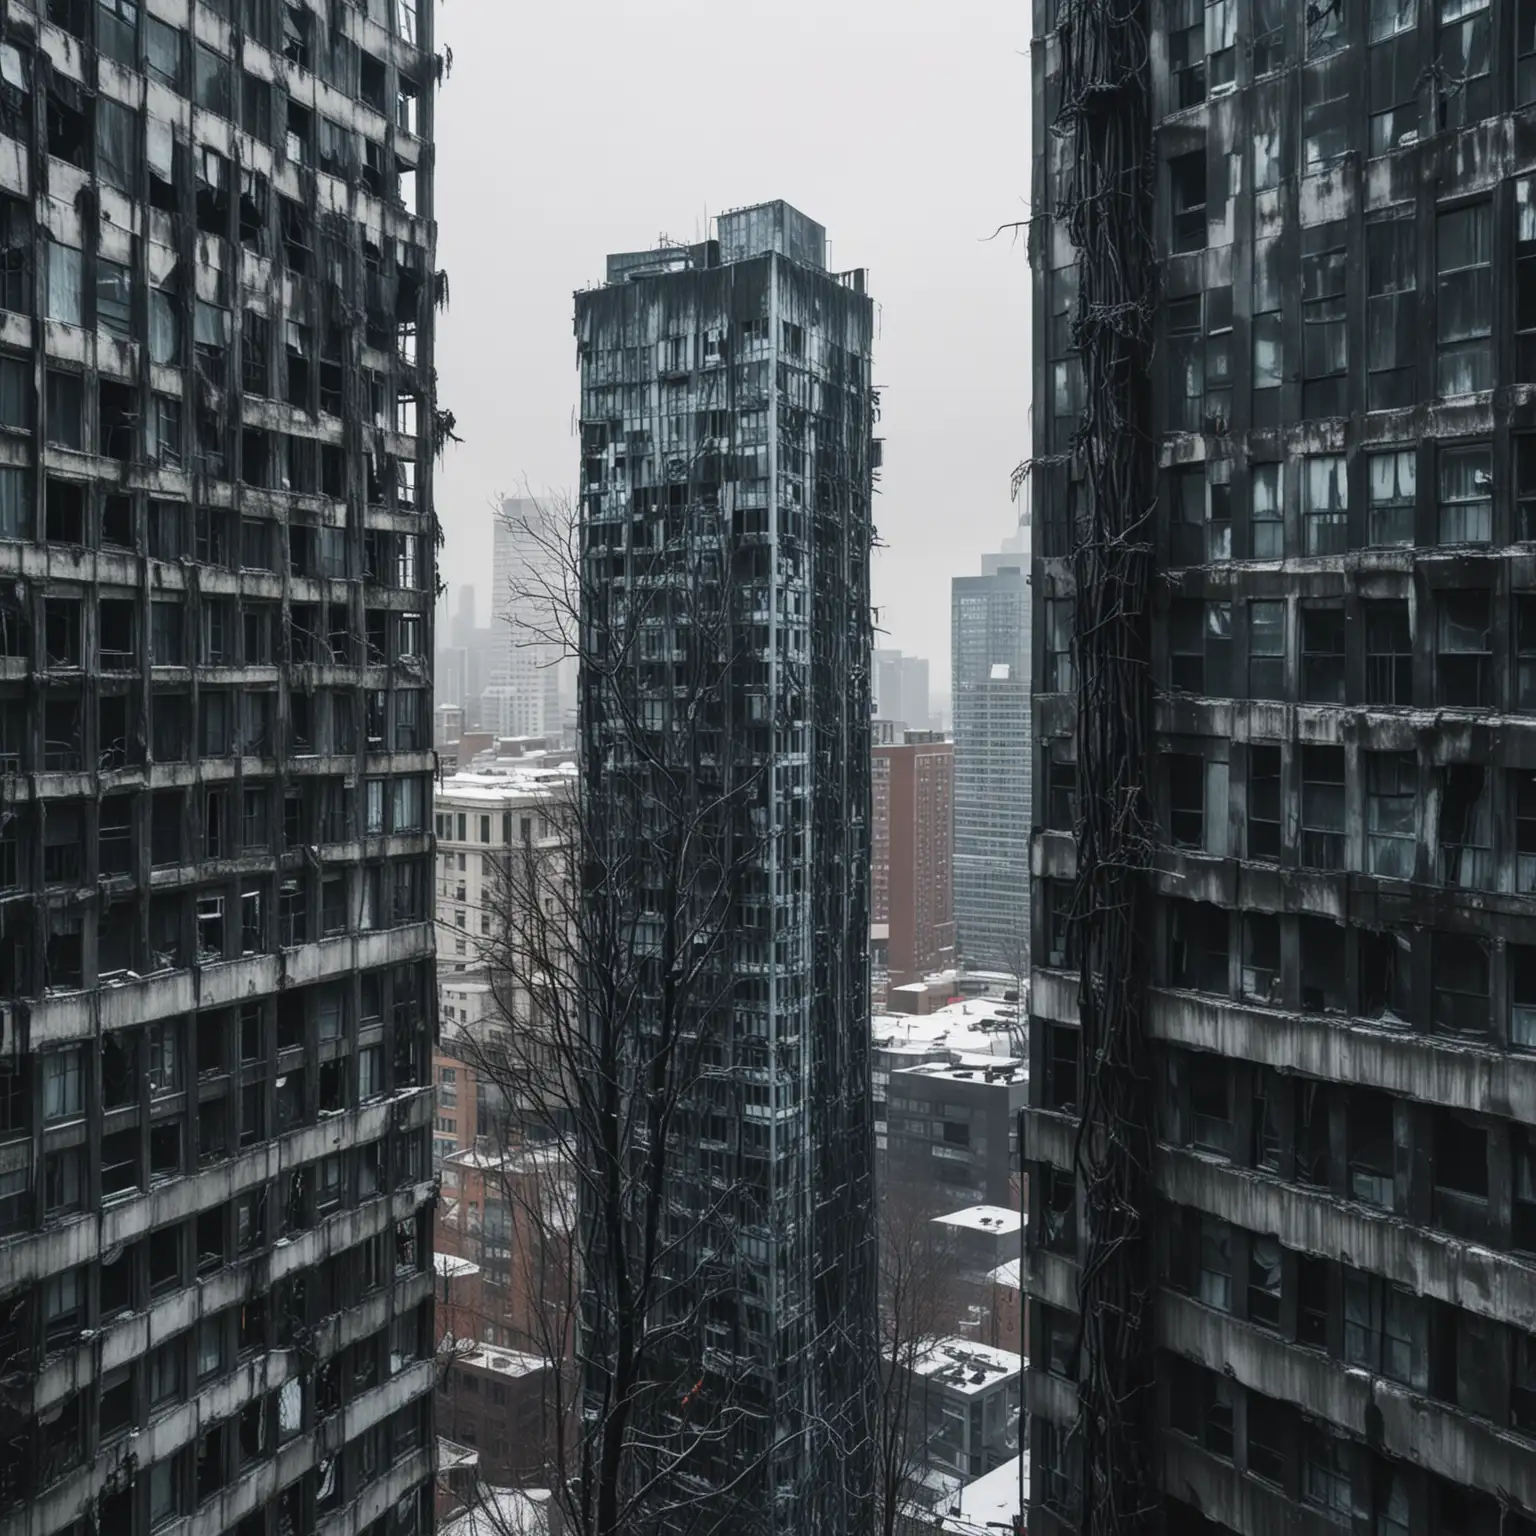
[432, 0, 1029, 693]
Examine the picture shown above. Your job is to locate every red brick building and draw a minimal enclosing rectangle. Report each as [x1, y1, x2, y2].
[872, 729, 956, 992]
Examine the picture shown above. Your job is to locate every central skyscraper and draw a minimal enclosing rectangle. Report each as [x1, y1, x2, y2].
[574, 201, 877, 1533]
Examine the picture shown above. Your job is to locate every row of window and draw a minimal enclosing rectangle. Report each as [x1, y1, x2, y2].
[0, 853, 431, 998]
[1163, 440, 1536, 564]
[4, 595, 424, 671]
[1041, 884, 1536, 1044]
[1042, 590, 1536, 713]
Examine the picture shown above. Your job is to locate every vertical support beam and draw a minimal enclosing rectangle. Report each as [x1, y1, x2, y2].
[1054, 2, 1160, 1531]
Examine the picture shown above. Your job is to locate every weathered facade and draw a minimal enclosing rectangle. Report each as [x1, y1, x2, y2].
[0, 1, 442, 1532]
[1028, 1, 1536, 1532]
[575, 201, 878, 1532]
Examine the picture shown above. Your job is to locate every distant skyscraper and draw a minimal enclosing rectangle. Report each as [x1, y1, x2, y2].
[485, 497, 563, 739]
[952, 534, 1031, 974]
[873, 647, 932, 732]
[872, 729, 956, 991]
[575, 200, 877, 1531]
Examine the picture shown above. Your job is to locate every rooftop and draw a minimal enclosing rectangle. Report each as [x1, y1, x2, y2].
[441, 1339, 550, 1379]
[434, 1252, 481, 1281]
[937, 1454, 1025, 1536]
[933, 1206, 1024, 1238]
[909, 1340, 1023, 1396]
[442, 1487, 554, 1536]
[894, 1060, 1026, 1087]
[989, 1259, 1023, 1290]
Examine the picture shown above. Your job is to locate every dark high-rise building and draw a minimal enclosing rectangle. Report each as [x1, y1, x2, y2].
[575, 201, 878, 1532]
[952, 540, 1030, 974]
[1027, 4, 1536, 1534]
[0, 5, 441, 1533]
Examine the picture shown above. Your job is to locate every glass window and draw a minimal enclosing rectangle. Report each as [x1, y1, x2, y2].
[1365, 600, 1413, 706]
[1300, 605, 1345, 703]
[1300, 746, 1346, 869]
[1437, 203, 1493, 395]
[1366, 752, 1416, 878]
[46, 244, 82, 324]
[1438, 443, 1492, 544]
[1248, 601, 1285, 698]
[43, 1048, 83, 1119]
[1367, 207, 1417, 409]
[1302, 455, 1347, 555]
[1437, 590, 1492, 706]
[145, 16, 183, 89]
[1368, 450, 1415, 546]
[1251, 462, 1283, 557]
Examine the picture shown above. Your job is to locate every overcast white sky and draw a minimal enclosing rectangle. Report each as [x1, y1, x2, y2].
[432, 0, 1029, 704]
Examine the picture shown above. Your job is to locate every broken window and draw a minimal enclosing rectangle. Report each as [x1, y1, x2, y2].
[1169, 900, 1227, 993]
[1300, 605, 1345, 703]
[1301, 455, 1347, 555]
[149, 281, 179, 366]
[44, 370, 83, 452]
[1519, 183, 1536, 383]
[1241, 911, 1280, 1004]
[1166, 299, 1205, 435]
[196, 896, 224, 961]
[195, 148, 229, 238]
[1432, 931, 1489, 1036]
[1518, 776, 1536, 894]
[1169, 150, 1206, 253]
[1363, 599, 1413, 707]
[1189, 1053, 1233, 1155]
[1434, 1108, 1489, 1199]
[1299, 747, 1345, 869]
[1437, 202, 1492, 396]
[1347, 1089, 1397, 1208]
[1365, 752, 1416, 877]
[1167, 751, 1204, 849]
[147, 1020, 180, 1093]
[1248, 1236, 1283, 1328]
[1510, 944, 1536, 1050]
[1168, 0, 1206, 107]
[1437, 0, 1491, 129]
[1168, 599, 1230, 696]
[145, 15, 183, 89]
[1439, 765, 1492, 889]
[1437, 590, 1491, 706]
[1438, 442, 1493, 545]
[1299, 915, 1348, 1013]
[280, 195, 310, 273]
[45, 478, 84, 547]
[0, 353, 29, 435]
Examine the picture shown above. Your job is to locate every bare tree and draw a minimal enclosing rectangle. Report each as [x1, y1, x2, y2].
[873, 1186, 970, 1536]
[454, 486, 795, 1536]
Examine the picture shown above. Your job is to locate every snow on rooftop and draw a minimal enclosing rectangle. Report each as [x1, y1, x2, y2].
[933, 1205, 1023, 1237]
[909, 1339, 1023, 1394]
[943, 1454, 1023, 1535]
[434, 1252, 481, 1281]
[443, 1339, 550, 1378]
[442, 1487, 554, 1536]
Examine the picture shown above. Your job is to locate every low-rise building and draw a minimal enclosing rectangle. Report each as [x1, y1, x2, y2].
[887, 1059, 1028, 1209]
[435, 1342, 553, 1490]
[906, 1340, 1023, 1486]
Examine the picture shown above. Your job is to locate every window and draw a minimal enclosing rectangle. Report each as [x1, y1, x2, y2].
[1369, 16, 1419, 153]
[1521, 437, 1536, 543]
[1343, 1271, 1421, 1389]
[1169, 901, 1227, 994]
[1250, 462, 1283, 558]
[1189, 1054, 1233, 1155]
[46, 243, 82, 324]
[1248, 1236, 1283, 1328]
[1197, 1215, 1231, 1310]
[1253, 307, 1283, 394]
[1433, 931, 1489, 1037]
[1300, 605, 1345, 703]
[1300, 746, 1345, 869]
[1522, 0, 1536, 106]
[145, 16, 182, 88]
[45, 370, 82, 450]
[1365, 753, 1416, 878]
[358, 1045, 383, 1101]
[1169, 463, 1207, 561]
[1240, 911, 1280, 1004]
[1169, 0, 1205, 107]
[1247, 1393, 1289, 1483]
[1301, 1419, 1356, 1519]
[96, 259, 132, 337]
[1253, 0, 1285, 73]
[1247, 601, 1284, 699]
[1046, 741, 1076, 831]
[1439, 765, 1492, 890]
[1437, 203, 1492, 396]
[1437, 0, 1491, 129]
[1170, 150, 1206, 253]
[1347, 1089, 1397, 1208]
[1045, 599, 1075, 692]
[43, 1048, 82, 1120]
[1362, 600, 1412, 708]
[1168, 752, 1204, 849]
[1247, 746, 1281, 861]
[1519, 182, 1536, 382]
[1438, 443, 1492, 544]
[1367, 208, 1417, 409]
[1301, 228, 1348, 417]
[1434, 1108, 1489, 1198]
[1166, 299, 1205, 435]
[197, 1316, 224, 1380]
[1437, 591, 1491, 706]
[1043, 1023, 1078, 1113]
[1169, 599, 1231, 695]
[1519, 777, 1536, 895]
[1303, 52, 1351, 164]
[1300, 915, 1348, 1014]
